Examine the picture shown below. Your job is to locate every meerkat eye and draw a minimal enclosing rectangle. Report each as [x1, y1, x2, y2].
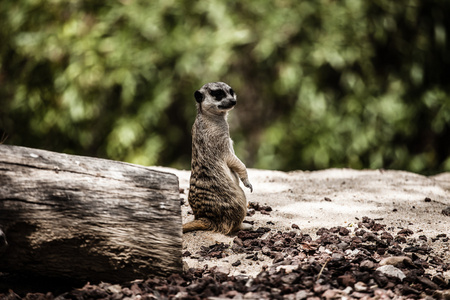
[210, 89, 226, 101]
[229, 89, 235, 96]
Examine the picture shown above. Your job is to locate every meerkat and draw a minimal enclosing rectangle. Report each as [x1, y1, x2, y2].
[182, 82, 253, 235]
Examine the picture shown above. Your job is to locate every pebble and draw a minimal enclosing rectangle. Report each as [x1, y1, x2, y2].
[275, 265, 298, 274]
[376, 265, 406, 281]
[354, 281, 368, 292]
[379, 256, 413, 267]
[433, 289, 450, 299]
[360, 260, 375, 270]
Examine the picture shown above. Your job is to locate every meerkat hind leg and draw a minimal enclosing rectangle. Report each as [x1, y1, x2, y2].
[182, 218, 213, 233]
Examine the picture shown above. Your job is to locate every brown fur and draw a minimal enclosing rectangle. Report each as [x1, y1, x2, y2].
[183, 82, 253, 235]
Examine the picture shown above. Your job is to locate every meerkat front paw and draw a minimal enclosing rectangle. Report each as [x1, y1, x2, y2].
[241, 178, 253, 192]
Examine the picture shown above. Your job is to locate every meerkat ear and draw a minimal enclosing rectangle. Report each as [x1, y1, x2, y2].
[194, 90, 204, 103]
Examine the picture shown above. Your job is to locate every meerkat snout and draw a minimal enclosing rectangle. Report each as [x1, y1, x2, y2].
[218, 98, 236, 110]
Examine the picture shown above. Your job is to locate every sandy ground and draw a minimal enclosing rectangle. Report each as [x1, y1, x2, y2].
[152, 167, 450, 278]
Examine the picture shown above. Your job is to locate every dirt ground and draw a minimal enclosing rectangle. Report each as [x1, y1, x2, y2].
[152, 167, 450, 278]
[3, 167, 449, 299]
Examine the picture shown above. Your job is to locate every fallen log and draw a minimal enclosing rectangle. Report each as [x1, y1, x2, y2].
[0, 145, 182, 283]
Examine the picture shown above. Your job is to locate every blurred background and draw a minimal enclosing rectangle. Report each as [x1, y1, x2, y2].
[1, 0, 449, 175]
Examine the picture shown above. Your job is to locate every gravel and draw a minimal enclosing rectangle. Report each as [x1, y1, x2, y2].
[3, 216, 450, 299]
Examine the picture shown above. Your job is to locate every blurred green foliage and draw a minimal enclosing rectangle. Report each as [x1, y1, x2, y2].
[1, 0, 449, 174]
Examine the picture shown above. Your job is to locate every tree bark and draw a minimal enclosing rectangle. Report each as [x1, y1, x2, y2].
[0, 145, 182, 283]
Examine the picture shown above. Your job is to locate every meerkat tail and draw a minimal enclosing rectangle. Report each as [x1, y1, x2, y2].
[182, 218, 213, 233]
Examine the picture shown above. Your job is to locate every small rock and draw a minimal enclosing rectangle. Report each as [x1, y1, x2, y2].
[281, 273, 300, 284]
[374, 289, 396, 298]
[274, 240, 284, 247]
[424, 197, 432, 202]
[322, 289, 347, 300]
[403, 245, 430, 254]
[372, 271, 390, 288]
[232, 260, 241, 267]
[292, 224, 300, 229]
[273, 252, 284, 264]
[442, 207, 450, 216]
[104, 284, 122, 294]
[354, 271, 371, 283]
[345, 248, 360, 256]
[432, 274, 449, 287]
[174, 291, 189, 298]
[246, 209, 256, 216]
[276, 265, 298, 274]
[270, 288, 281, 295]
[245, 253, 255, 260]
[354, 281, 368, 292]
[243, 220, 254, 225]
[331, 253, 344, 262]
[433, 289, 450, 299]
[221, 290, 239, 298]
[130, 283, 142, 295]
[377, 247, 387, 255]
[397, 228, 414, 236]
[337, 242, 348, 250]
[395, 235, 407, 243]
[316, 227, 330, 236]
[419, 235, 428, 241]
[122, 287, 133, 296]
[342, 286, 353, 295]
[376, 265, 406, 281]
[233, 237, 243, 246]
[417, 276, 440, 290]
[379, 256, 413, 267]
[380, 231, 394, 240]
[314, 283, 331, 293]
[362, 232, 378, 242]
[261, 246, 271, 255]
[244, 292, 258, 299]
[295, 290, 310, 300]
[337, 274, 356, 287]
[261, 205, 272, 212]
[360, 260, 375, 270]
[338, 227, 350, 236]
[400, 284, 421, 295]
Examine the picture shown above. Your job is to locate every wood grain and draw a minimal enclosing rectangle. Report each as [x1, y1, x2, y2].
[0, 145, 182, 282]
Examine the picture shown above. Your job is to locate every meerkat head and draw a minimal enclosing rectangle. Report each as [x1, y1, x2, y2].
[194, 82, 237, 116]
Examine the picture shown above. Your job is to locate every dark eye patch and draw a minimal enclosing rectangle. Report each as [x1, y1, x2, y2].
[229, 89, 235, 96]
[210, 89, 226, 100]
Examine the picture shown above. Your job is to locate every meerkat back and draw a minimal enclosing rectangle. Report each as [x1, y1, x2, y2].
[183, 82, 253, 235]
